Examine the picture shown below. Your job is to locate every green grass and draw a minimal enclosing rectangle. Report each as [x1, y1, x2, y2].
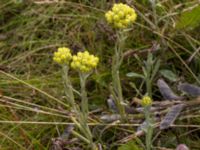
[0, 0, 200, 149]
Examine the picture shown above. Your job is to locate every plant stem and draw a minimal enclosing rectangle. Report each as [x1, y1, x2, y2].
[150, 0, 158, 28]
[144, 106, 153, 150]
[79, 73, 94, 148]
[80, 73, 89, 119]
[145, 52, 153, 97]
[62, 67, 94, 148]
[112, 66, 126, 121]
[146, 77, 152, 98]
[62, 65, 76, 110]
[71, 130, 91, 144]
[112, 30, 126, 121]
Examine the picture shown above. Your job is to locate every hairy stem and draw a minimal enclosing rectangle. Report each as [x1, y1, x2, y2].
[111, 30, 127, 122]
[80, 73, 89, 119]
[144, 106, 153, 150]
[62, 65, 76, 110]
[79, 73, 94, 147]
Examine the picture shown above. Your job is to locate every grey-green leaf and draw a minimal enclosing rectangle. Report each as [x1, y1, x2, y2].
[126, 72, 144, 79]
[160, 69, 178, 82]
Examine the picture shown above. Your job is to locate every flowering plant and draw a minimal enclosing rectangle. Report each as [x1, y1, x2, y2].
[53, 47, 99, 149]
[105, 3, 137, 28]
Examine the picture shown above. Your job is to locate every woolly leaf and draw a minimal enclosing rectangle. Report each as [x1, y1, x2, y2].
[126, 72, 144, 78]
[160, 69, 178, 82]
[160, 104, 185, 130]
[157, 79, 183, 100]
[178, 83, 200, 96]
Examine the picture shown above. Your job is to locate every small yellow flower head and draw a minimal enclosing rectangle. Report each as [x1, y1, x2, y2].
[53, 47, 72, 65]
[105, 3, 137, 29]
[141, 96, 152, 107]
[71, 51, 99, 73]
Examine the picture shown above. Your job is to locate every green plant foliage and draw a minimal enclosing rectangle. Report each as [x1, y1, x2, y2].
[160, 69, 178, 82]
[176, 6, 200, 29]
[118, 141, 142, 150]
[126, 72, 144, 79]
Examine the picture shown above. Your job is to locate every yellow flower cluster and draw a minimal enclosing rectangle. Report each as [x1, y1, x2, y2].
[141, 96, 152, 107]
[105, 3, 137, 29]
[71, 51, 99, 73]
[53, 47, 72, 65]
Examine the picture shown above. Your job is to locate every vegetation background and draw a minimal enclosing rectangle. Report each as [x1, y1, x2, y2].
[0, 0, 200, 149]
